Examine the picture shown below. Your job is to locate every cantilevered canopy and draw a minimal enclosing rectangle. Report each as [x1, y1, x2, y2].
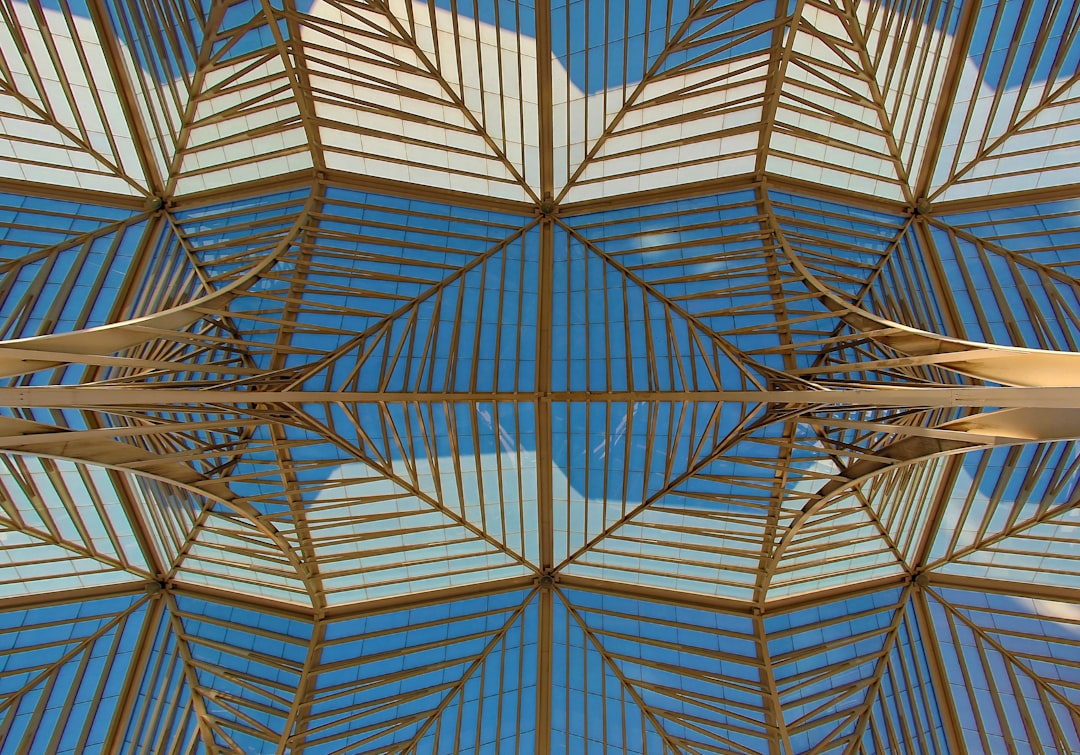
[0, 0, 1078, 752]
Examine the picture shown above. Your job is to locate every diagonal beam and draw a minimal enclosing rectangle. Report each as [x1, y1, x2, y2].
[385, 588, 538, 753]
[84, 0, 164, 196]
[556, 586, 692, 755]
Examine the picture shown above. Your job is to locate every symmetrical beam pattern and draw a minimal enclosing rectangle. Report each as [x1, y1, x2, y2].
[0, 0, 1078, 753]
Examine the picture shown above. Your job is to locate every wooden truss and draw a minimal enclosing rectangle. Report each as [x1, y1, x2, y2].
[0, 0, 1078, 752]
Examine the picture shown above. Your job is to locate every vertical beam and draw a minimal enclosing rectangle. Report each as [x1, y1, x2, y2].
[536, 582, 554, 755]
[103, 593, 163, 750]
[911, 584, 967, 754]
[536, 219, 554, 574]
[534, 2, 555, 748]
[279, 619, 325, 754]
[534, 207, 555, 755]
[535, 0, 554, 204]
[754, 612, 791, 755]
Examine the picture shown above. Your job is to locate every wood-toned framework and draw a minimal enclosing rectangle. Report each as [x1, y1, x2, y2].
[0, 0, 1078, 752]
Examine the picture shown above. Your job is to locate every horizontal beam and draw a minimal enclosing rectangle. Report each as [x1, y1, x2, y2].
[0, 176, 147, 210]
[0, 346, 268, 375]
[170, 167, 536, 216]
[558, 173, 764, 216]
[1, 570, 1073, 620]
[0, 580, 147, 613]
[547, 573, 918, 615]
[927, 571, 1080, 604]
[3, 386, 1080, 408]
[172, 574, 539, 621]
[553, 574, 757, 615]
[932, 180, 1080, 216]
[556, 171, 911, 217]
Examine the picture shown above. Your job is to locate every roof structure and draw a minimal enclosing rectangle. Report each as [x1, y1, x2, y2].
[0, 0, 1078, 752]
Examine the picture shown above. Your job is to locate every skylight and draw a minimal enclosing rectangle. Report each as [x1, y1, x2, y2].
[0, 0, 1078, 752]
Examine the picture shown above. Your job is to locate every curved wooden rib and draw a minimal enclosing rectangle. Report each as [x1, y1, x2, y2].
[764, 406, 1080, 596]
[0, 417, 317, 603]
[828, 302, 1080, 388]
[0, 192, 317, 379]
[765, 192, 1080, 388]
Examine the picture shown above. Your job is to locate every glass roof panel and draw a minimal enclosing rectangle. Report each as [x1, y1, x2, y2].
[301, 0, 540, 201]
[931, 0, 1080, 201]
[0, 455, 148, 597]
[0, 193, 144, 341]
[314, 588, 538, 752]
[169, 595, 312, 751]
[927, 585, 1080, 753]
[927, 440, 1080, 587]
[0, 0, 1078, 750]
[0, 593, 148, 753]
[766, 587, 947, 753]
[557, 587, 769, 754]
[551, 0, 774, 203]
[932, 200, 1080, 350]
[0, 3, 145, 195]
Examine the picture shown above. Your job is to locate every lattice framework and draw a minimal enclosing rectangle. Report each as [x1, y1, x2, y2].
[0, 0, 1078, 752]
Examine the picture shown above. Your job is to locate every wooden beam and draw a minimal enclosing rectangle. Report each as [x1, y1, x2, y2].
[911, 585, 968, 754]
[0, 580, 146, 613]
[4, 386, 1080, 408]
[927, 571, 1080, 604]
